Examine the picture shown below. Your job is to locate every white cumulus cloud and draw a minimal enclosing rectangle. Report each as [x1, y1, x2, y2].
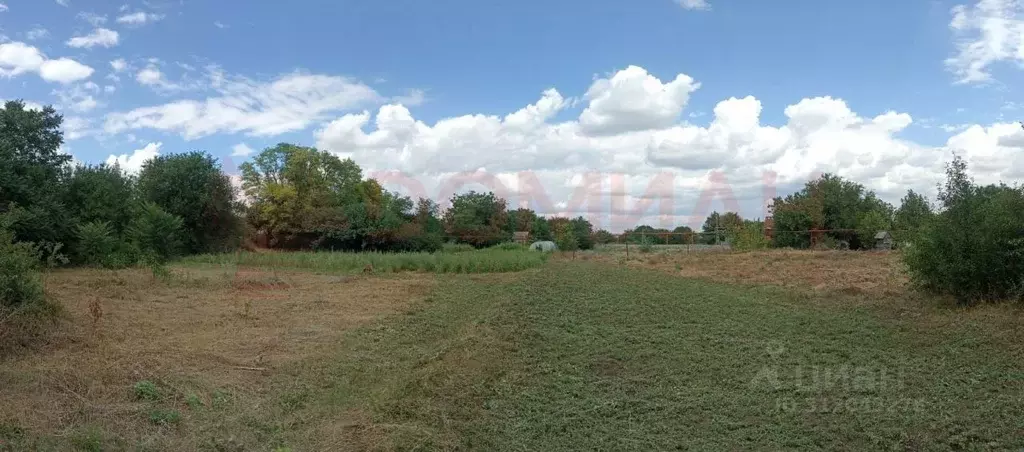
[579, 65, 699, 136]
[231, 143, 255, 157]
[106, 142, 161, 173]
[0, 42, 94, 83]
[66, 28, 119, 49]
[310, 65, 1024, 229]
[110, 58, 127, 72]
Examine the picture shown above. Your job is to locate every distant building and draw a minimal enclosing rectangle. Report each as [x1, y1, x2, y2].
[874, 231, 894, 250]
[513, 231, 530, 244]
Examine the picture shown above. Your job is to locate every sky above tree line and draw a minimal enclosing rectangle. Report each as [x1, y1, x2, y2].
[1, 0, 1023, 230]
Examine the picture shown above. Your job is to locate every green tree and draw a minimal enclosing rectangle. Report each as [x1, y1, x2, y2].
[701, 211, 743, 244]
[570, 216, 595, 250]
[770, 174, 894, 249]
[670, 226, 695, 244]
[531, 217, 552, 241]
[62, 164, 135, 234]
[903, 156, 1024, 304]
[549, 217, 578, 251]
[443, 191, 509, 248]
[593, 229, 616, 244]
[241, 144, 363, 248]
[127, 202, 184, 264]
[138, 152, 239, 254]
[0, 101, 73, 248]
[893, 190, 933, 243]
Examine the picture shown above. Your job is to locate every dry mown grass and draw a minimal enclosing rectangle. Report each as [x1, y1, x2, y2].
[0, 266, 434, 450]
[587, 249, 908, 298]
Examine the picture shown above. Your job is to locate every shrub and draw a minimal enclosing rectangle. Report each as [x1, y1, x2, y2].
[728, 222, 771, 251]
[0, 223, 59, 353]
[0, 226, 45, 308]
[903, 156, 1024, 304]
[147, 409, 181, 425]
[75, 221, 118, 267]
[638, 240, 654, 254]
[554, 228, 578, 252]
[127, 202, 184, 264]
[133, 380, 161, 401]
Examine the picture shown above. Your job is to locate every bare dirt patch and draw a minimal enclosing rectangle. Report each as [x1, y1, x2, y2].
[0, 266, 434, 449]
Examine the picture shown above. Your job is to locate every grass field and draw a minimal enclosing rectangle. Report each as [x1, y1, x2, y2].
[181, 249, 549, 274]
[2, 250, 1023, 450]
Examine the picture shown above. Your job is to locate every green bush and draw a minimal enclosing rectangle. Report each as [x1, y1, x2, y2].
[728, 222, 771, 251]
[903, 156, 1024, 304]
[127, 202, 184, 264]
[0, 226, 45, 308]
[555, 228, 578, 252]
[75, 221, 118, 267]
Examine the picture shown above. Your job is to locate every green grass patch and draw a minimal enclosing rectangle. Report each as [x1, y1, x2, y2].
[180, 249, 549, 274]
[299, 261, 1024, 450]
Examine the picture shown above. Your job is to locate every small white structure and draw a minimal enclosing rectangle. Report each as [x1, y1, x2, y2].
[874, 231, 894, 250]
[530, 241, 557, 252]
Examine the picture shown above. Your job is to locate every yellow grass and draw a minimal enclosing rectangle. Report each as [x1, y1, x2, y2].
[0, 266, 434, 449]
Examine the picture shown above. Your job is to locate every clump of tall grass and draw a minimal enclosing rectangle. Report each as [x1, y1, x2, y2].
[181, 249, 549, 274]
[440, 243, 476, 253]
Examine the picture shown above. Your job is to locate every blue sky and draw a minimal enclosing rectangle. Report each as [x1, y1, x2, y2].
[2, 0, 1023, 228]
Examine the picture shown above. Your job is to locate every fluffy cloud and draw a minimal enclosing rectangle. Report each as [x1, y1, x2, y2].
[579, 65, 699, 136]
[67, 28, 119, 48]
[105, 71, 380, 138]
[54, 82, 101, 112]
[106, 142, 161, 173]
[39, 58, 95, 83]
[110, 58, 127, 72]
[676, 0, 710, 10]
[116, 12, 164, 25]
[136, 66, 170, 86]
[946, 0, 1024, 83]
[312, 65, 1024, 229]
[0, 42, 94, 83]
[0, 4, 8, 12]
[232, 143, 255, 157]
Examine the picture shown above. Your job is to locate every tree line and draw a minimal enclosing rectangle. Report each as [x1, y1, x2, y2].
[4, 100, 1024, 305]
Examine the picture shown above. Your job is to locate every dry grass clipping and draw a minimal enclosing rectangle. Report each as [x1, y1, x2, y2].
[0, 266, 434, 449]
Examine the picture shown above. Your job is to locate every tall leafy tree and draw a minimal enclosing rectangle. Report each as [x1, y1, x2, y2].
[770, 174, 894, 249]
[138, 151, 239, 253]
[570, 216, 595, 250]
[893, 190, 933, 242]
[443, 191, 509, 247]
[701, 211, 743, 244]
[0, 101, 72, 246]
[62, 163, 136, 234]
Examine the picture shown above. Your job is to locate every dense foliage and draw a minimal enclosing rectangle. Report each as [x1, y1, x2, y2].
[770, 174, 894, 249]
[0, 100, 232, 272]
[139, 152, 240, 254]
[903, 156, 1024, 304]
